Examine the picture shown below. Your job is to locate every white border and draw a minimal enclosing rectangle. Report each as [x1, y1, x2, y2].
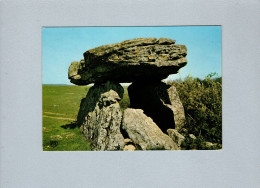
[1, 0, 260, 187]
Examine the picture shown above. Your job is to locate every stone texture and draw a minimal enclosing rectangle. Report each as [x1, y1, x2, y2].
[167, 129, 185, 148]
[68, 38, 187, 85]
[77, 81, 124, 126]
[122, 108, 179, 150]
[50, 135, 63, 141]
[189, 134, 196, 140]
[81, 90, 125, 151]
[205, 142, 218, 149]
[124, 145, 136, 151]
[123, 138, 137, 151]
[128, 81, 185, 133]
[167, 84, 186, 130]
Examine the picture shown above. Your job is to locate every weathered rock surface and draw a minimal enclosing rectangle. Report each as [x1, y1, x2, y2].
[68, 38, 187, 85]
[124, 139, 137, 151]
[77, 81, 124, 126]
[167, 84, 186, 130]
[128, 81, 185, 133]
[81, 90, 125, 151]
[124, 145, 136, 151]
[122, 108, 179, 150]
[167, 129, 185, 148]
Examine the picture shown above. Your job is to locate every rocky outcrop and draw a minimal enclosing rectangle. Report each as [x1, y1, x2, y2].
[128, 81, 185, 133]
[68, 38, 187, 85]
[81, 89, 125, 151]
[122, 108, 179, 150]
[77, 81, 124, 126]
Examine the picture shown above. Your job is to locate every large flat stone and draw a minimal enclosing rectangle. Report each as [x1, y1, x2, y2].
[68, 38, 187, 85]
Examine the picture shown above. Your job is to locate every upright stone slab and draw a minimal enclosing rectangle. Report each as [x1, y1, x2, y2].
[81, 90, 125, 151]
[128, 81, 185, 132]
[166, 84, 186, 130]
[68, 38, 187, 85]
[77, 81, 124, 127]
[122, 108, 179, 150]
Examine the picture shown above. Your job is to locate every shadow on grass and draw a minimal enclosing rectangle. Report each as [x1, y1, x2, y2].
[61, 122, 78, 129]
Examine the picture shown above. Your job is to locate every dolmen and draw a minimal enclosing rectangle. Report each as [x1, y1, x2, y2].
[68, 38, 187, 151]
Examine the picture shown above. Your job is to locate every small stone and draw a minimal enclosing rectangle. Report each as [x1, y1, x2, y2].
[124, 144, 136, 151]
[61, 132, 75, 139]
[50, 135, 63, 141]
[189, 134, 196, 140]
[167, 129, 185, 148]
[181, 128, 188, 134]
[205, 142, 218, 148]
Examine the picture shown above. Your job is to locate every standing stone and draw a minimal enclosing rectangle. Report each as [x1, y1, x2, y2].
[81, 90, 125, 151]
[167, 85, 186, 130]
[128, 81, 185, 133]
[122, 108, 179, 150]
[68, 38, 187, 85]
[77, 81, 124, 127]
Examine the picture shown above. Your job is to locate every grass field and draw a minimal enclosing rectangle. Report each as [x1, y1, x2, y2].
[42, 85, 130, 151]
[42, 85, 92, 151]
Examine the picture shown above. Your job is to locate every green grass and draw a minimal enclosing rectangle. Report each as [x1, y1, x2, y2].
[42, 85, 91, 151]
[42, 85, 130, 151]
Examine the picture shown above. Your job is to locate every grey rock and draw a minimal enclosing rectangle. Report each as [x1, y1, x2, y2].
[167, 84, 186, 130]
[68, 60, 84, 81]
[128, 81, 185, 133]
[189, 134, 196, 140]
[123, 138, 137, 151]
[77, 81, 124, 126]
[122, 108, 179, 150]
[50, 135, 63, 141]
[205, 142, 218, 149]
[68, 38, 187, 85]
[167, 129, 185, 148]
[81, 90, 125, 151]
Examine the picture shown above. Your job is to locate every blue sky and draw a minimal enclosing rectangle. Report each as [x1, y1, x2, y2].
[42, 26, 221, 85]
